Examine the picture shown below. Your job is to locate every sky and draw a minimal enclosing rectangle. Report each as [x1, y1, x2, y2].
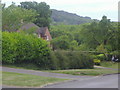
[2, 0, 119, 21]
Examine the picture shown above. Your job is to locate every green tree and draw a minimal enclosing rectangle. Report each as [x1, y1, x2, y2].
[20, 1, 52, 28]
[2, 3, 37, 31]
[51, 35, 70, 50]
[79, 16, 116, 52]
[80, 21, 99, 50]
[69, 40, 79, 50]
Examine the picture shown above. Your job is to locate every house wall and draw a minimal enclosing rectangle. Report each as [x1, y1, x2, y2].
[45, 28, 52, 41]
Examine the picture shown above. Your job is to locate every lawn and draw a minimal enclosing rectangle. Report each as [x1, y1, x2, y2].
[46, 68, 118, 76]
[2, 72, 68, 87]
[101, 61, 119, 69]
[3, 63, 41, 70]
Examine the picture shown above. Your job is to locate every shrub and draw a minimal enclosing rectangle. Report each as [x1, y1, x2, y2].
[2, 32, 94, 69]
[91, 54, 106, 61]
[93, 59, 101, 65]
[55, 51, 69, 69]
[96, 54, 106, 61]
[48, 50, 94, 69]
[2, 32, 50, 65]
[48, 51, 60, 70]
[2, 32, 17, 63]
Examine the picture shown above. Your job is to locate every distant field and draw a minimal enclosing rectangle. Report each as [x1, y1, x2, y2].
[2, 72, 67, 87]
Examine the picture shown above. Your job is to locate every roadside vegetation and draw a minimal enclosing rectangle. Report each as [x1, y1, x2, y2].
[101, 61, 119, 69]
[2, 72, 67, 87]
[46, 68, 118, 76]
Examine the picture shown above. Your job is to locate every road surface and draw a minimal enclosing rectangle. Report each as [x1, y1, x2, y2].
[44, 74, 119, 88]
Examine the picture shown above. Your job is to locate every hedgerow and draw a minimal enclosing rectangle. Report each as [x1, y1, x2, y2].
[2, 32, 93, 69]
[2, 32, 50, 65]
[48, 50, 94, 70]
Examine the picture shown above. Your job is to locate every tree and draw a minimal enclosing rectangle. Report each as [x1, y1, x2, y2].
[69, 40, 79, 50]
[79, 16, 117, 52]
[20, 1, 52, 28]
[51, 35, 70, 50]
[2, 3, 37, 31]
[79, 21, 99, 50]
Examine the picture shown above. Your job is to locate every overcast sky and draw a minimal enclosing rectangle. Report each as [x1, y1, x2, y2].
[2, 0, 119, 21]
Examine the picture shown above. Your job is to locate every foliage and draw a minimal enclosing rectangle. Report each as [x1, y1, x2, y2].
[2, 3, 37, 31]
[96, 54, 106, 61]
[2, 32, 93, 70]
[50, 16, 118, 62]
[20, 1, 51, 28]
[48, 50, 94, 70]
[93, 59, 101, 65]
[50, 24, 85, 50]
[51, 35, 70, 50]
[79, 16, 118, 52]
[2, 32, 50, 66]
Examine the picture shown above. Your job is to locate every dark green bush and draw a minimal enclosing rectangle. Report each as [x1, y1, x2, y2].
[48, 50, 94, 69]
[2, 32, 50, 65]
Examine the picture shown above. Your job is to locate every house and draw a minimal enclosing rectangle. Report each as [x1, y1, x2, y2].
[19, 23, 52, 41]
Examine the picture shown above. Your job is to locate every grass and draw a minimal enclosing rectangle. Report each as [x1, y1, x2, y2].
[3, 63, 41, 70]
[101, 61, 119, 69]
[45, 68, 118, 76]
[2, 72, 68, 87]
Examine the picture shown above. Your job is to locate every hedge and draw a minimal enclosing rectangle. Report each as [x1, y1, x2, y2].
[2, 32, 94, 69]
[48, 50, 94, 70]
[2, 32, 50, 65]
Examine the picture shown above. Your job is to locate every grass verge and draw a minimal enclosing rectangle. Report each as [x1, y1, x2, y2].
[3, 63, 41, 70]
[101, 61, 119, 69]
[2, 72, 68, 87]
[45, 68, 118, 76]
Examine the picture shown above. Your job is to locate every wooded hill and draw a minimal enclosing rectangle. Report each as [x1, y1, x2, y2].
[51, 9, 98, 25]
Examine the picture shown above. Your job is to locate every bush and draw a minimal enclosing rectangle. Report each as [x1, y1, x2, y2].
[93, 59, 101, 65]
[92, 54, 106, 61]
[2, 32, 94, 70]
[48, 50, 94, 69]
[2, 32, 50, 66]
[96, 54, 106, 61]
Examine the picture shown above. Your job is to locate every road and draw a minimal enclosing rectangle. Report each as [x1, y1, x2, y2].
[1, 67, 119, 88]
[44, 74, 119, 88]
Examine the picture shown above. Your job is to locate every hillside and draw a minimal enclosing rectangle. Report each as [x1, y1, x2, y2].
[51, 9, 96, 25]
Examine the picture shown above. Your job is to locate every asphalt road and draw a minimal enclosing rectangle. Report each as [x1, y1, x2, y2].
[1, 67, 119, 88]
[44, 74, 119, 88]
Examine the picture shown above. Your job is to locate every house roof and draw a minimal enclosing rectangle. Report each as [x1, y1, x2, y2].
[19, 23, 50, 36]
[20, 23, 40, 31]
[39, 27, 48, 35]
